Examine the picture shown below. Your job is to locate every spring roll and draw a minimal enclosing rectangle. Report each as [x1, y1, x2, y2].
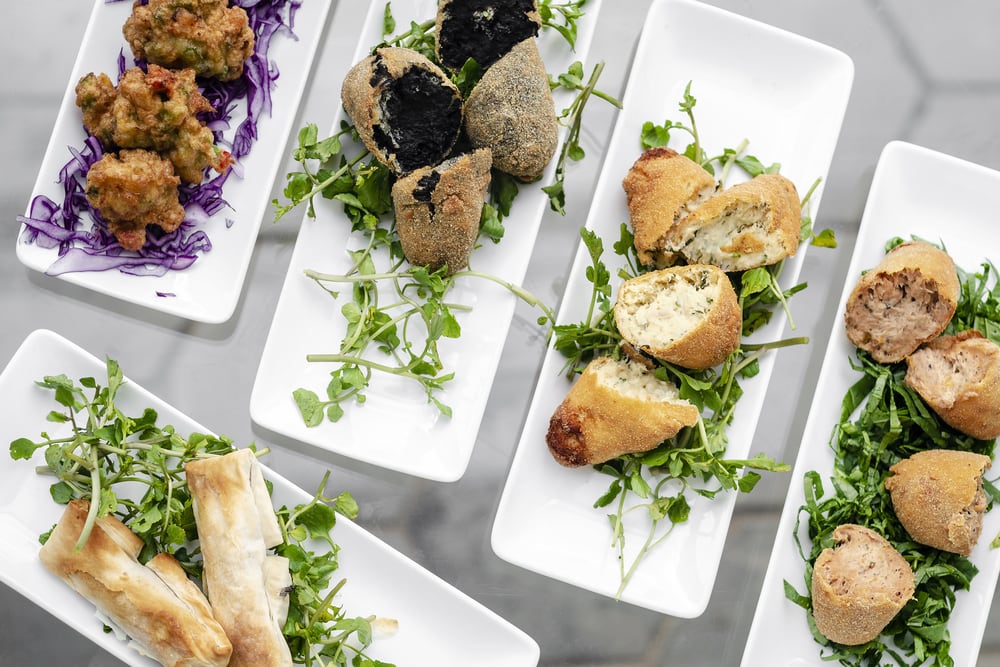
[185, 449, 292, 666]
[39, 499, 232, 667]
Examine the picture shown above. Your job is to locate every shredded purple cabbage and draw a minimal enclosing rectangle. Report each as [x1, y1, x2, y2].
[17, 0, 301, 279]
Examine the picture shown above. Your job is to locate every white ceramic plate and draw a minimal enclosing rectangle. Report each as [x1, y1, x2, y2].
[742, 141, 1000, 665]
[15, 0, 331, 324]
[249, 0, 602, 482]
[490, 0, 854, 618]
[0, 328, 539, 666]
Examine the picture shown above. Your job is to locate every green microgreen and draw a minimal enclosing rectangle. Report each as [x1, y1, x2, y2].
[273, 2, 617, 426]
[783, 242, 1000, 666]
[552, 83, 830, 595]
[10, 361, 392, 665]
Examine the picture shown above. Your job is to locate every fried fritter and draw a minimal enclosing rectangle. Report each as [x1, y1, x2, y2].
[85, 149, 186, 251]
[124, 0, 255, 82]
[75, 64, 230, 183]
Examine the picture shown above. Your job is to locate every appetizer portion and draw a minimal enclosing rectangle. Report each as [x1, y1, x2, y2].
[341, 47, 464, 176]
[613, 264, 741, 370]
[123, 0, 255, 81]
[546, 356, 699, 467]
[810, 524, 915, 646]
[392, 148, 493, 273]
[844, 240, 959, 363]
[85, 149, 186, 251]
[435, 0, 541, 72]
[621, 147, 716, 268]
[39, 499, 233, 667]
[75, 64, 228, 185]
[186, 449, 293, 667]
[673, 172, 801, 272]
[904, 330, 1000, 440]
[886, 449, 992, 555]
[464, 37, 558, 181]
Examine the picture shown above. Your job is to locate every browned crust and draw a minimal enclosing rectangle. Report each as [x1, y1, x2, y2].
[810, 524, 914, 646]
[673, 172, 801, 271]
[613, 264, 742, 370]
[464, 38, 557, 181]
[38, 500, 233, 667]
[392, 148, 493, 273]
[621, 147, 717, 268]
[844, 241, 960, 363]
[545, 357, 699, 466]
[904, 330, 1000, 440]
[885, 449, 992, 555]
[186, 450, 291, 667]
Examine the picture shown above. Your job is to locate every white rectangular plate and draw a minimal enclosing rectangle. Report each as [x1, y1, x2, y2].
[491, 0, 854, 618]
[249, 0, 602, 481]
[742, 141, 1000, 665]
[15, 0, 331, 324]
[0, 328, 539, 666]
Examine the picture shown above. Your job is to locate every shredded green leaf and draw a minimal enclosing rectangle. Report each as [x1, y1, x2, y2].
[784, 242, 1000, 666]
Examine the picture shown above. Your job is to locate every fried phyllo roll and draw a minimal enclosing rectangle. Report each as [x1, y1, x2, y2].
[39, 499, 232, 667]
[185, 449, 293, 667]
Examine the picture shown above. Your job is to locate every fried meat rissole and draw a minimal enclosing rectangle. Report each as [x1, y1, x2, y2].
[546, 356, 699, 467]
[75, 64, 230, 183]
[810, 524, 915, 646]
[435, 0, 541, 72]
[843, 240, 960, 364]
[613, 264, 742, 370]
[85, 149, 186, 251]
[621, 147, 717, 268]
[124, 0, 255, 82]
[341, 47, 464, 176]
[885, 449, 992, 555]
[392, 148, 493, 273]
[464, 37, 558, 181]
[185, 449, 293, 667]
[39, 499, 233, 667]
[904, 330, 1000, 440]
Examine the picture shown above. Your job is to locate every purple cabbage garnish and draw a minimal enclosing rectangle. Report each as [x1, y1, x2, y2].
[18, 0, 300, 277]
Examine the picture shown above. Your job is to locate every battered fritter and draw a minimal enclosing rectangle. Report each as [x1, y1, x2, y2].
[124, 0, 255, 82]
[85, 149, 186, 251]
[75, 64, 231, 183]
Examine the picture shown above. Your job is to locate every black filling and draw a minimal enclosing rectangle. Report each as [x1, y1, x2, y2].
[437, 0, 539, 71]
[413, 170, 441, 216]
[370, 63, 462, 174]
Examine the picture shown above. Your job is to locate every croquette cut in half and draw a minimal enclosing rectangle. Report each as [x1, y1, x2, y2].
[810, 524, 914, 646]
[435, 0, 541, 72]
[392, 148, 493, 273]
[844, 241, 959, 364]
[545, 356, 699, 467]
[341, 47, 464, 176]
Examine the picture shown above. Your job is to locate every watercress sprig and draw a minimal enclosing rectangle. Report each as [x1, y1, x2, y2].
[9, 360, 394, 666]
[551, 82, 828, 595]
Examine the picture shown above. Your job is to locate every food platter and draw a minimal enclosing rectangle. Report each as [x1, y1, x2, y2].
[490, 0, 854, 617]
[0, 328, 540, 666]
[741, 141, 1000, 665]
[15, 0, 331, 324]
[249, 0, 602, 482]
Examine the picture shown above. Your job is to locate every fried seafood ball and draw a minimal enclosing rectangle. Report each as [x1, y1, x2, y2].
[75, 64, 231, 184]
[124, 0, 255, 82]
[85, 149, 186, 251]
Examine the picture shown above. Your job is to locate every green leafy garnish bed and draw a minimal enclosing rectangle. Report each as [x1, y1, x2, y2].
[784, 239, 1000, 667]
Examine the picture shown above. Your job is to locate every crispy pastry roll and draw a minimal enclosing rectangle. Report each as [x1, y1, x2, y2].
[185, 449, 292, 667]
[39, 499, 232, 667]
